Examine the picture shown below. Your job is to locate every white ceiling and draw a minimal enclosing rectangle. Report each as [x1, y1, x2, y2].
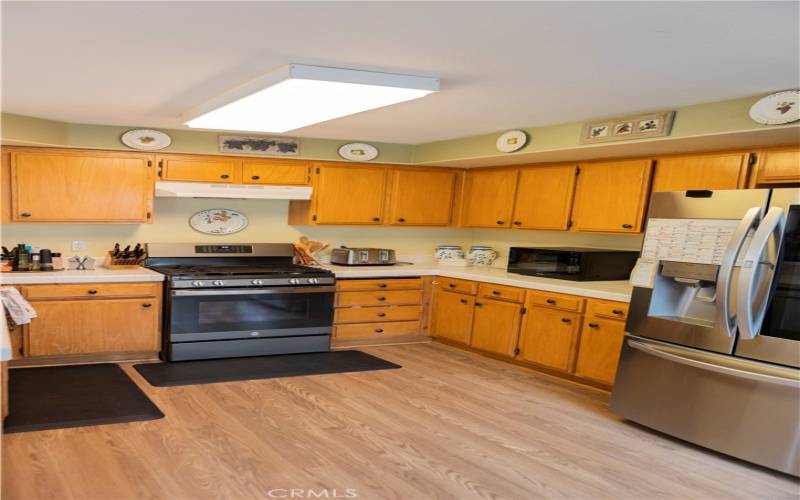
[2, 1, 798, 144]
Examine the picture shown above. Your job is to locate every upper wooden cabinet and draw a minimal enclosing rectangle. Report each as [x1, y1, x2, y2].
[754, 146, 800, 185]
[157, 154, 239, 183]
[571, 159, 653, 233]
[387, 168, 458, 226]
[312, 163, 388, 224]
[242, 158, 310, 185]
[652, 152, 749, 192]
[460, 168, 519, 228]
[9, 149, 154, 223]
[512, 164, 577, 230]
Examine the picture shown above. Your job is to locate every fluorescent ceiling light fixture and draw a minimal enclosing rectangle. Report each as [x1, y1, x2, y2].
[184, 64, 439, 133]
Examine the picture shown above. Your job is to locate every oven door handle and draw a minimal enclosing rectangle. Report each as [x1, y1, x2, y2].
[172, 286, 336, 296]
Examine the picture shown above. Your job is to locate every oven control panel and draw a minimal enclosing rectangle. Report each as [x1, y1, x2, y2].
[195, 245, 254, 254]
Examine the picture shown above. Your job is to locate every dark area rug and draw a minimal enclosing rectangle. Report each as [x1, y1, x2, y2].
[4, 363, 164, 434]
[134, 350, 402, 387]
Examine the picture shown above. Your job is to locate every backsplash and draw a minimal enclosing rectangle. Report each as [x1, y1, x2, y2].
[1, 199, 642, 260]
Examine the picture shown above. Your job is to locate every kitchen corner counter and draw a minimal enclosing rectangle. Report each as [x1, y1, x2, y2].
[0, 267, 165, 285]
[321, 263, 633, 302]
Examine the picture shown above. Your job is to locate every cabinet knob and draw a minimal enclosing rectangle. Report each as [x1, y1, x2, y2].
[377, 283, 388, 288]
[397, 218, 406, 223]
[513, 221, 522, 226]
[142, 303, 152, 308]
[496, 220, 504, 225]
[20, 212, 31, 218]
[375, 328, 384, 334]
[372, 217, 380, 222]
[612, 309, 624, 315]
[251, 175, 260, 180]
[460, 298, 468, 304]
[588, 323, 600, 329]
[376, 312, 386, 317]
[87, 290, 98, 295]
[448, 283, 456, 288]
[561, 318, 571, 324]
[492, 290, 501, 295]
[377, 296, 386, 302]
[621, 224, 633, 229]
[220, 174, 230, 179]
[475, 302, 484, 307]
[546, 299, 556, 305]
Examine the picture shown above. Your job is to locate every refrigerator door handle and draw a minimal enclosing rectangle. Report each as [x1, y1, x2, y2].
[716, 206, 762, 337]
[627, 339, 800, 388]
[737, 207, 786, 340]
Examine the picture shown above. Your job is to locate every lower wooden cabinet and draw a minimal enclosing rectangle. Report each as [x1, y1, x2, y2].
[517, 307, 581, 372]
[430, 289, 475, 345]
[574, 303, 628, 385]
[470, 298, 523, 357]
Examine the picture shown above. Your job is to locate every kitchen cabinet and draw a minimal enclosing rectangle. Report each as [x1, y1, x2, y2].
[517, 303, 582, 372]
[470, 297, 523, 357]
[242, 158, 310, 185]
[754, 146, 800, 185]
[460, 168, 519, 228]
[430, 288, 475, 345]
[570, 159, 652, 233]
[9, 148, 154, 223]
[652, 152, 749, 192]
[157, 154, 239, 183]
[311, 163, 388, 225]
[512, 164, 577, 230]
[387, 168, 458, 226]
[574, 299, 628, 385]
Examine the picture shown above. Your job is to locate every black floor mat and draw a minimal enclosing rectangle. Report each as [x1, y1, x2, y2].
[134, 350, 402, 387]
[4, 363, 164, 434]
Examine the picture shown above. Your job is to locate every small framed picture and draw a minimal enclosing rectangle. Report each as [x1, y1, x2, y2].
[589, 124, 609, 138]
[637, 118, 661, 132]
[613, 122, 633, 135]
[580, 111, 675, 144]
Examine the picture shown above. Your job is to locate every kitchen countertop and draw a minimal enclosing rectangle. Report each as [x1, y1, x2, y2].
[321, 263, 633, 302]
[0, 267, 165, 285]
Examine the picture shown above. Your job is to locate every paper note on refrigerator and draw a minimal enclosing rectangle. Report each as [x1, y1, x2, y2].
[640, 218, 741, 265]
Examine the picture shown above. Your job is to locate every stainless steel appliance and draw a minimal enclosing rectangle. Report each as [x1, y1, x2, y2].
[507, 247, 638, 281]
[145, 243, 335, 361]
[330, 247, 396, 266]
[611, 188, 800, 476]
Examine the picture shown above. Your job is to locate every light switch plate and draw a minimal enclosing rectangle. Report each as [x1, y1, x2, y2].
[71, 240, 88, 252]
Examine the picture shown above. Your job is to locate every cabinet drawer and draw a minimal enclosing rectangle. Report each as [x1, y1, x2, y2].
[24, 283, 160, 300]
[335, 290, 422, 307]
[526, 291, 585, 312]
[336, 278, 422, 291]
[436, 277, 478, 295]
[334, 321, 420, 340]
[588, 300, 629, 321]
[478, 283, 524, 303]
[335, 305, 421, 324]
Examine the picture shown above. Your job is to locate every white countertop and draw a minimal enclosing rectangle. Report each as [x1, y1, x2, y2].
[0, 267, 165, 285]
[321, 263, 633, 302]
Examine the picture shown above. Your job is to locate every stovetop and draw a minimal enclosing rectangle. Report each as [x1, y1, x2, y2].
[150, 263, 330, 279]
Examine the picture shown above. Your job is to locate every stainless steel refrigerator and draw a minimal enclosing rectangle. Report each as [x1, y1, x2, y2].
[610, 188, 800, 476]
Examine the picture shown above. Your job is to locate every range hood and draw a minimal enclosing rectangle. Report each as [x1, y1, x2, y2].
[155, 181, 312, 200]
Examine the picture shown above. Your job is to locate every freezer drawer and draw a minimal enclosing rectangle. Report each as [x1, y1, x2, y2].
[610, 336, 800, 476]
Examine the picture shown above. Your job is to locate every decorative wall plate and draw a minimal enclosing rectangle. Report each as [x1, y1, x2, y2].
[496, 130, 528, 153]
[338, 142, 379, 161]
[189, 209, 248, 235]
[749, 90, 800, 125]
[120, 129, 172, 150]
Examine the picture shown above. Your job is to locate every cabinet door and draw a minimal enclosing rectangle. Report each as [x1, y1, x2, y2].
[574, 316, 626, 385]
[430, 289, 475, 345]
[313, 164, 388, 224]
[517, 306, 581, 372]
[158, 155, 239, 183]
[652, 153, 748, 192]
[460, 169, 518, 228]
[11, 150, 154, 222]
[470, 298, 522, 357]
[242, 159, 310, 185]
[756, 147, 800, 184]
[100, 299, 161, 352]
[387, 169, 457, 226]
[512, 165, 577, 230]
[571, 159, 652, 233]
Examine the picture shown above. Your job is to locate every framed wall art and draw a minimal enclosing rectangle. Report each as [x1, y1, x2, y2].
[219, 135, 299, 155]
[580, 111, 676, 144]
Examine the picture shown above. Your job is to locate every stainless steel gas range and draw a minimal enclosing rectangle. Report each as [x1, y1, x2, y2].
[145, 243, 335, 361]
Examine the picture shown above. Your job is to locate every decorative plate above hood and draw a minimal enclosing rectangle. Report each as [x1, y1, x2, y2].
[155, 181, 312, 200]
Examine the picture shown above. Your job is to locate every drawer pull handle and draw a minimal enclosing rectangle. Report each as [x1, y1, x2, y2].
[220, 174, 230, 179]
[492, 290, 501, 295]
[377, 283, 388, 288]
[251, 175, 260, 180]
[142, 303, 152, 308]
[375, 328, 384, 333]
[377, 296, 386, 302]
[588, 323, 600, 329]
[448, 283, 456, 288]
[612, 309, 624, 315]
[475, 302, 483, 307]
[561, 318, 571, 324]
[397, 218, 406, 223]
[460, 299, 468, 304]
[376, 312, 386, 317]
[87, 290, 98, 295]
[513, 221, 522, 226]
[496, 220, 504, 225]
[621, 224, 633, 229]
[371, 217, 380, 222]
[546, 299, 556, 305]
[20, 212, 31, 218]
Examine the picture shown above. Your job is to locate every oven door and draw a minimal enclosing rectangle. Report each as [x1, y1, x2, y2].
[168, 286, 335, 342]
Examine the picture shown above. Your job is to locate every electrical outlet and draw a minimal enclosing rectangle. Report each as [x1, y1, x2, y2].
[71, 240, 88, 252]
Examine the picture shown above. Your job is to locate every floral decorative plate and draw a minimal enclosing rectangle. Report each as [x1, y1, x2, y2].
[496, 130, 528, 153]
[749, 90, 799, 125]
[121, 129, 172, 150]
[189, 209, 248, 235]
[338, 143, 379, 161]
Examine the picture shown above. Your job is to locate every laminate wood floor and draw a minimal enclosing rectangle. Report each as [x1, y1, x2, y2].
[3, 342, 798, 500]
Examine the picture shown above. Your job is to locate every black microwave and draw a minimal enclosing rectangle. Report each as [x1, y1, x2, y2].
[507, 247, 638, 281]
